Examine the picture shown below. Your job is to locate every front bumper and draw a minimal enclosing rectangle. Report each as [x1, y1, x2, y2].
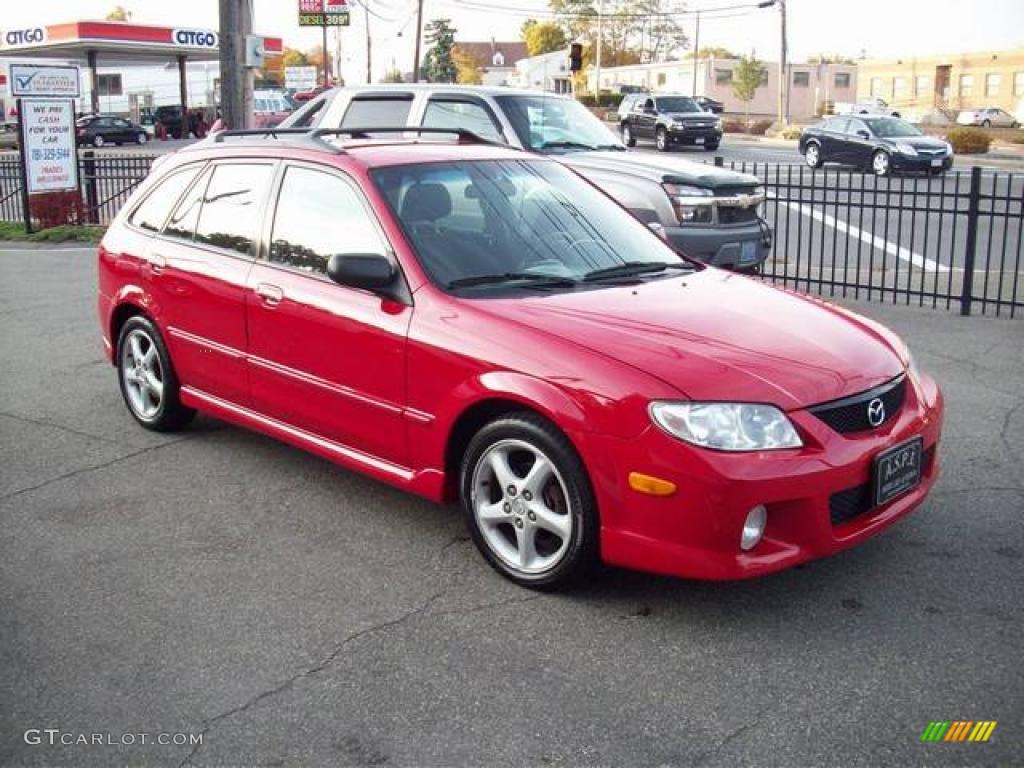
[666, 219, 771, 269]
[586, 372, 944, 580]
[667, 123, 722, 144]
[891, 153, 954, 172]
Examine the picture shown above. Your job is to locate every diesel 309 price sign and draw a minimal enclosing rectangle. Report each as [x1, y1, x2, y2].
[20, 99, 78, 193]
[298, 0, 350, 26]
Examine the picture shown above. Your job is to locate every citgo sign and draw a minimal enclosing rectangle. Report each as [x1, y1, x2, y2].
[172, 28, 218, 48]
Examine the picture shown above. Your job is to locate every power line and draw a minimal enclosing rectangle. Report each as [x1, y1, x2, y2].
[436, 0, 765, 19]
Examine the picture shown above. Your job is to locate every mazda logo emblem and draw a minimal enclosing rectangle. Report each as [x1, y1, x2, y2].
[867, 398, 886, 427]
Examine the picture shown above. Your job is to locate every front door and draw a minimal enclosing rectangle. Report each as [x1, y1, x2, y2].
[245, 163, 412, 466]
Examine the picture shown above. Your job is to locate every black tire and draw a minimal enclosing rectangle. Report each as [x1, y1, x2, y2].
[655, 126, 669, 152]
[891, 112, 901, 119]
[460, 412, 599, 590]
[621, 122, 636, 147]
[804, 141, 823, 168]
[92, 134, 105, 148]
[136, 132, 148, 145]
[871, 149, 891, 177]
[981, 119, 991, 128]
[116, 315, 195, 431]
[704, 141, 719, 151]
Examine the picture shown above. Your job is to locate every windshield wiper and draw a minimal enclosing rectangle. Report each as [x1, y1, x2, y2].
[446, 272, 579, 290]
[593, 143, 627, 151]
[538, 140, 598, 151]
[582, 261, 692, 282]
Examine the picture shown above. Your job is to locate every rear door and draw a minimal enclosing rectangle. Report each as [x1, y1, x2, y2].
[418, 94, 505, 142]
[822, 117, 850, 162]
[150, 160, 277, 405]
[245, 162, 412, 466]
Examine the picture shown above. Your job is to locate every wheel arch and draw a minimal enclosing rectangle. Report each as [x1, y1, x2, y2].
[108, 290, 160, 364]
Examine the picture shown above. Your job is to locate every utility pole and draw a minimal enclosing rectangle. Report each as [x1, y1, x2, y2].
[594, 0, 604, 96]
[757, 0, 786, 125]
[219, 0, 253, 130]
[412, 0, 424, 83]
[691, 10, 700, 97]
[322, 23, 329, 85]
[364, 1, 372, 83]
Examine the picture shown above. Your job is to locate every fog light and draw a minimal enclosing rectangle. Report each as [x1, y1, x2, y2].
[740, 505, 767, 551]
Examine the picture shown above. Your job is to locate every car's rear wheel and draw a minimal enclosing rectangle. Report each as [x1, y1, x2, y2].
[804, 141, 823, 168]
[117, 316, 194, 431]
[981, 119, 991, 128]
[460, 413, 598, 589]
[92, 134, 105, 148]
[871, 149, 891, 176]
[136, 132, 148, 144]
[621, 123, 636, 147]
[655, 126, 669, 152]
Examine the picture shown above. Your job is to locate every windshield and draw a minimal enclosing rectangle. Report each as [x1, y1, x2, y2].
[494, 95, 623, 153]
[865, 118, 922, 137]
[372, 159, 687, 294]
[656, 97, 701, 113]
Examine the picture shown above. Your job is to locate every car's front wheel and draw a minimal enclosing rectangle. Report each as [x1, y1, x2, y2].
[92, 134, 105, 148]
[117, 316, 194, 431]
[804, 141, 823, 168]
[621, 123, 636, 147]
[137, 132, 148, 144]
[871, 149, 891, 176]
[655, 126, 669, 152]
[704, 141, 719, 151]
[981, 119, 991, 128]
[461, 413, 598, 589]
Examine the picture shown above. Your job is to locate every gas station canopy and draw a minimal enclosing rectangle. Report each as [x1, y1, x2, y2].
[1, 21, 283, 122]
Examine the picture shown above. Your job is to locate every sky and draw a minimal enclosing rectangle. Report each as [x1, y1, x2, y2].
[3, 0, 1023, 85]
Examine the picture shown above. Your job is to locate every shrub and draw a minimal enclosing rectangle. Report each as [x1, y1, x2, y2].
[1008, 133, 1024, 144]
[947, 126, 992, 154]
[780, 125, 803, 140]
[721, 118, 745, 133]
[748, 119, 773, 136]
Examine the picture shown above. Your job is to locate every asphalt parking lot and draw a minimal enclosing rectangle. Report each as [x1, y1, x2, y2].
[1, 244, 1022, 767]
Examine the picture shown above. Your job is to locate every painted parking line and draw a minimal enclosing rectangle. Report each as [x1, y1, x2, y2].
[769, 195, 950, 273]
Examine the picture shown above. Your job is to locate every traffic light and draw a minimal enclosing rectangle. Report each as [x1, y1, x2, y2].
[568, 43, 583, 73]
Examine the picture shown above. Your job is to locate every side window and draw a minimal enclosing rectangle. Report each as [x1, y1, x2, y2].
[130, 165, 203, 233]
[341, 97, 413, 129]
[828, 117, 850, 133]
[290, 96, 326, 128]
[193, 164, 275, 255]
[269, 166, 387, 275]
[848, 119, 868, 135]
[643, 98, 654, 112]
[164, 166, 213, 241]
[422, 99, 503, 141]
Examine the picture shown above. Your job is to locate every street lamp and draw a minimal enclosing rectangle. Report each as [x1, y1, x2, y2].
[758, 0, 786, 125]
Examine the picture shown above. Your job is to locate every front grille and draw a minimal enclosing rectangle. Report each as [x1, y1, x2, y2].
[809, 376, 906, 434]
[829, 445, 935, 526]
[916, 148, 945, 157]
[718, 205, 759, 224]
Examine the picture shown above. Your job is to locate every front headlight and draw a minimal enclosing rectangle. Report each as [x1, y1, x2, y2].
[944, 141, 953, 155]
[663, 183, 713, 224]
[893, 141, 918, 156]
[650, 402, 803, 451]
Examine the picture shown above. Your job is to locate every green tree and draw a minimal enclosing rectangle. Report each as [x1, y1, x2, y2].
[733, 51, 767, 126]
[687, 46, 737, 59]
[422, 18, 457, 83]
[381, 68, 405, 83]
[281, 48, 309, 68]
[523, 21, 567, 56]
[105, 5, 131, 21]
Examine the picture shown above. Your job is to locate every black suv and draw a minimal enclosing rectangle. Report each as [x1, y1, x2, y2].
[618, 93, 722, 152]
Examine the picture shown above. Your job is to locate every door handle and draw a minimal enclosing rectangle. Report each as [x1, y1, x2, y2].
[150, 251, 167, 274]
[255, 282, 284, 306]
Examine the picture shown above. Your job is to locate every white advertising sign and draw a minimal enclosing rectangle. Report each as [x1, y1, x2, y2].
[284, 65, 318, 91]
[10, 64, 80, 98]
[21, 100, 78, 193]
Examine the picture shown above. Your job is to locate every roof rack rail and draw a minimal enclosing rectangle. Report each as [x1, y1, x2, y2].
[212, 127, 312, 143]
[310, 126, 498, 145]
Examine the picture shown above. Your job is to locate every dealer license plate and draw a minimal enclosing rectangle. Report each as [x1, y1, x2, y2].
[873, 437, 923, 507]
[695, 137, 705, 145]
[931, 158, 942, 167]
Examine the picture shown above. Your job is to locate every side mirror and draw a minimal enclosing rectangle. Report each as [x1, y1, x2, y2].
[857, 130, 870, 139]
[326, 253, 403, 301]
[647, 221, 668, 240]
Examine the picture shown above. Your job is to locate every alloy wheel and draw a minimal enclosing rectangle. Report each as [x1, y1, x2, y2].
[471, 438, 573, 575]
[120, 328, 164, 421]
[806, 144, 820, 167]
[872, 150, 890, 176]
[656, 128, 667, 151]
[93, 135, 105, 147]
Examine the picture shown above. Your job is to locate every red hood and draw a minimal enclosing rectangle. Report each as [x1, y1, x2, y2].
[477, 270, 906, 411]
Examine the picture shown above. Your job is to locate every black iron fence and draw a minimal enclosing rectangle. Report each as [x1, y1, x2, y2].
[715, 158, 1023, 318]
[0, 150, 155, 228]
[0, 150, 1021, 318]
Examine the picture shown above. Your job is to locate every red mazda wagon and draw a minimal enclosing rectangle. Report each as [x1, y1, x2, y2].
[98, 128, 943, 588]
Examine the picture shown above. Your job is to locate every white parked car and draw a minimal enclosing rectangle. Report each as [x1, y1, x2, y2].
[835, 98, 901, 118]
[956, 107, 1019, 128]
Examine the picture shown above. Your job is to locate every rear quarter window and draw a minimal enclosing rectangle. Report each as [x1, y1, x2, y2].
[341, 97, 414, 131]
